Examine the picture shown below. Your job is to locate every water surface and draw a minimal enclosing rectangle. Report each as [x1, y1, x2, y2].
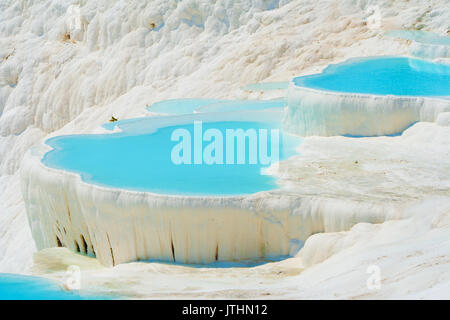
[386, 30, 450, 45]
[196, 99, 285, 113]
[147, 99, 226, 115]
[0, 274, 84, 300]
[293, 57, 450, 96]
[43, 121, 301, 196]
[242, 82, 289, 91]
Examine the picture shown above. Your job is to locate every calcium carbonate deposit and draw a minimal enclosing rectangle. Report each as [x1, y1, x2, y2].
[1, 0, 450, 299]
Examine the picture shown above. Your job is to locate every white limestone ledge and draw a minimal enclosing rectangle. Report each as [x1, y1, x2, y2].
[283, 84, 450, 137]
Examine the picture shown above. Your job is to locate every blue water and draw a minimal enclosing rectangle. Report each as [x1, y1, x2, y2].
[144, 255, 290, 268]
[387, 30, 450, 45]
[0, 274, 86, 300]
[196, 99, 285, 113]
[293, 57, 450, 96]
[242, 82, 289, 91]
[147, 99, 227, 115]
[42, 121, 302, 196]
[147, 98, 285, 115]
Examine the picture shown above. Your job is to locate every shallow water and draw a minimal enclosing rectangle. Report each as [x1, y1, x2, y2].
[43, 121, 301, 196]
[148, 98, 285, 115]
[293, 57, 450, 96]
[387, 30, 450, 45]
[144, 255, 290, 268]
[147, 98, 226, 115]
[0, 274, 84, 300]
[242, 82, 289, 91]
[195, 99, 285, 113]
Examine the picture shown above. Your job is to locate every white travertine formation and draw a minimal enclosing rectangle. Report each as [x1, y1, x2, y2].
[283, 84, 450, 137]
[21, 147, 398, 267]
[21, 110, 398, 266]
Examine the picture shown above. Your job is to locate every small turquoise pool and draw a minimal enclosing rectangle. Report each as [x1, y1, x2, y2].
[242, 82, 289, 91]
[0, 274, 85, 300]
[387, 30, 450, 45]
[147, 99, 226, 115]
[43, 121, 301, 196]
[147, 98, 285, 115]
[293, 57, 450, 97]
[195, 99, 285, 113]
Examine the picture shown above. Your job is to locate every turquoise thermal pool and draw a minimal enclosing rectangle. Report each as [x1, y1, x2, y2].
[147, 99, 226, 115]
[293, 57, 450, 96]
[42, 120, 301, 196]
[195, 99, 285, 113]
[242, 82, 289, 91]
[0, 274, 84, 300]
[147, 98, 286, 115]
[386, 30, 450, 45]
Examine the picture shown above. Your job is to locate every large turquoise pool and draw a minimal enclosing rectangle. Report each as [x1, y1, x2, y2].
[42, 120, 301, 196]
[293, 57, 450, 96]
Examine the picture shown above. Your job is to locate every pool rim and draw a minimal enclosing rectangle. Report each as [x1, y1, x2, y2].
[36, 109, 298, 199]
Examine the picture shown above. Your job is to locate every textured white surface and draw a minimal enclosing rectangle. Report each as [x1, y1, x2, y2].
[1, 0, 450, 298]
